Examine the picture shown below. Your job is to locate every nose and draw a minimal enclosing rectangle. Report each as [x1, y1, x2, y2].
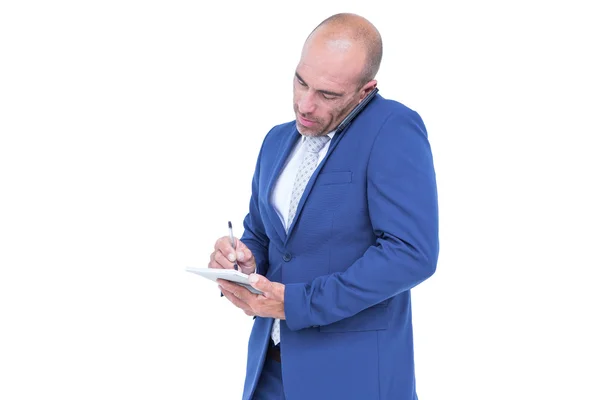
[297, 91, 317, 115]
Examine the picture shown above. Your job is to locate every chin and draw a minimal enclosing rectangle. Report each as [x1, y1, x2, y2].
[296, 121, 323, 137]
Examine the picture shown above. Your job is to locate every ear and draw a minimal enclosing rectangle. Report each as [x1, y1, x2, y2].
[359, 80, 378, 101]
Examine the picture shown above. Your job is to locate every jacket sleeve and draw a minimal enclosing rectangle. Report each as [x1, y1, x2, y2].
[285, 109, 439, 330]
[240, 137, 270, 276]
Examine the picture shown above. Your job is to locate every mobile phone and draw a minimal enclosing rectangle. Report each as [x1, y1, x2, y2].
[335, 87, 379, 134]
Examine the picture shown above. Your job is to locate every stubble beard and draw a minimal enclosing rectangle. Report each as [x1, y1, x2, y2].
[295, 110, 332, 137]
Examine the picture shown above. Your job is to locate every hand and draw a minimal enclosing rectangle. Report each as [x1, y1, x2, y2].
[217, 274, 285, 319]
[209, 236, 256, 275]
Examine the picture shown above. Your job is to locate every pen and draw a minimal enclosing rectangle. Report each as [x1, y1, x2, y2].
[228, 221, 239, 271]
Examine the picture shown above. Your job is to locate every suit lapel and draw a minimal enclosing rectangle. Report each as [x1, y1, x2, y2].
[265, 126, 300, 243]
[284, 129, 346, 242]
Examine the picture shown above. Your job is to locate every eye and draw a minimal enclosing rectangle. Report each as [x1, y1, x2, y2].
[297, 77, 307, 86]
[321, 93, 335, 100]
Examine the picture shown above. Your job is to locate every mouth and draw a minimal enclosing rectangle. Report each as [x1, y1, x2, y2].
[298, 115, 317, 128]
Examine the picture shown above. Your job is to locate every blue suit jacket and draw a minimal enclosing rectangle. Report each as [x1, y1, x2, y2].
[240, 93, 439, 400]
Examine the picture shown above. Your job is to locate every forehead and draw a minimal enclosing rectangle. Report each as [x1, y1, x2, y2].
[297, 37, 365, 93]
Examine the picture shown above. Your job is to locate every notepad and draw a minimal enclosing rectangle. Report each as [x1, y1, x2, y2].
[185, 266, 264, 295]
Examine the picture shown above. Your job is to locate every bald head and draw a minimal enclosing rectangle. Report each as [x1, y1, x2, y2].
[292, 13, 381, 136]
[305, 13, 383, 86]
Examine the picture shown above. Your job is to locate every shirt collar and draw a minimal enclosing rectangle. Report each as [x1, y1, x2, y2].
[300, 130, 335, 143]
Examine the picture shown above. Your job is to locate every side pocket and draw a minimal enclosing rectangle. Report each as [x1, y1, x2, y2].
[319, 304, 390, 333]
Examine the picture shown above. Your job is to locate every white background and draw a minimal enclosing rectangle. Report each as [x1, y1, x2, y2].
[1, 1, 599, 399]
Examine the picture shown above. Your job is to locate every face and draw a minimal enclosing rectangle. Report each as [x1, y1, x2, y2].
[293, 36, 376, 136]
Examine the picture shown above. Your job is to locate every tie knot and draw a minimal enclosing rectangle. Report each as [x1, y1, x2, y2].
[305, 135, 331, 154]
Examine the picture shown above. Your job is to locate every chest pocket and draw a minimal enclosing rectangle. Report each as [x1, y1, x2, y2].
[306, 171, 353, 212]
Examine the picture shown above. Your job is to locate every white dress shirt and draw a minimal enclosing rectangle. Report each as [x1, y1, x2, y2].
[268, 130, 334, 345]
[270, 131, 335, 229]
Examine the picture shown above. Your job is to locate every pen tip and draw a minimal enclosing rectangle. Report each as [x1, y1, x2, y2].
[228, 221, 232, 228]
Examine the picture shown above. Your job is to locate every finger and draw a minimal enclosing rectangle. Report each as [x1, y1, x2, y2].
[233, 240, 256, 273]
[208, 251, 224, 269]
[215, 236, 238, 263]
[221, 289, 248, 309]
[248, 274, 274, 294]
[213, 250, 236, 269]
[219, 281, 258, 308]
[238, 262, 256, 275]
[220, 286, 253, 313]
[217, 279, 242, 294]
[218, 279, 256, 303]
[234, 238, 251, 262]
[208, 251, 223, 269]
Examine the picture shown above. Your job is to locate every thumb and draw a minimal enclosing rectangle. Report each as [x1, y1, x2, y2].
[235, 240, 256, 273]
[248, 274, 272, 293]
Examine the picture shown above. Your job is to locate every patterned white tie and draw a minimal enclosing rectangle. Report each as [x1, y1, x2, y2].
[271, 134, 331, 346]
[286, 135, 331, 230]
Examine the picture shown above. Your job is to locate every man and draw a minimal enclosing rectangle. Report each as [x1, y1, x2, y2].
[208, 12, 439, 400]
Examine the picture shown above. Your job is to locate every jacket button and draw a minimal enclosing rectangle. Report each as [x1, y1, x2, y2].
[282, 253, 292, 262]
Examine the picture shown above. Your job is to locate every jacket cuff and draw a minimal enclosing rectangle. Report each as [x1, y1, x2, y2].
[283, 282, 313, 331]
